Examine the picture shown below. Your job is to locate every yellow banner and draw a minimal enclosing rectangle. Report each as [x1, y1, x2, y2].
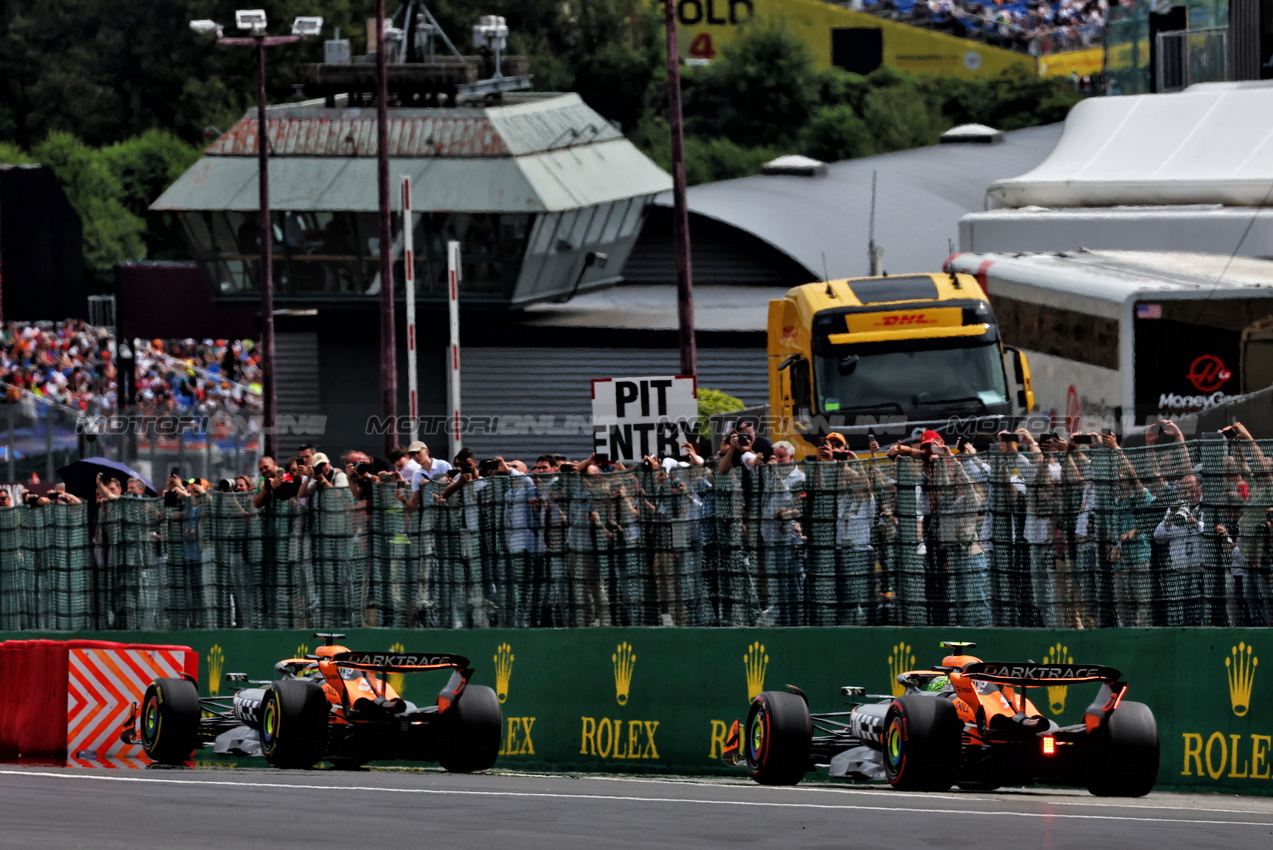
[1037, 46, 1104, 78]
[671, 0, 1032, 78]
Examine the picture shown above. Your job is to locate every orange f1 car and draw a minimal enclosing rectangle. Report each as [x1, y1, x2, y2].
[123, 633, 500, 771]
[723, 641, 1159, 796]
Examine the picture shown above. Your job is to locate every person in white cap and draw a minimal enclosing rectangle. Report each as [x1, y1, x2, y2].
[396, 441, 454, 512]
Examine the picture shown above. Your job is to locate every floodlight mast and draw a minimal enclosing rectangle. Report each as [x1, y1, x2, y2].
[191, 11, 316, 457]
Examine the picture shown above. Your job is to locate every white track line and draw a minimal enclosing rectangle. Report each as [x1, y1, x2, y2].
[0, 769, 1268, 827]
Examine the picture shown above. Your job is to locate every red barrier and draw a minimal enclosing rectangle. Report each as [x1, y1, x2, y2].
[0, 640, 194, 765]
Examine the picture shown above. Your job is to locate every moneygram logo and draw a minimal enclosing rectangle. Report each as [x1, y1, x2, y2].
[495, 643, 514, 704]
[613, 642, 636, 706]
[889, 642, 916, 697]
[1044, 643, 1072, 715]
[207, 645, 224, 697]
[1228, 642, 1258, 717]
[745, 642, 768, 701]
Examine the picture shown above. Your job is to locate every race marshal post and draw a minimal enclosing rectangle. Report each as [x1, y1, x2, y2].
[592, 376, 698, 463]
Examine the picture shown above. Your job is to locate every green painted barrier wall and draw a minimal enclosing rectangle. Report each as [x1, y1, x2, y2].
[5, 628, 1269, 794]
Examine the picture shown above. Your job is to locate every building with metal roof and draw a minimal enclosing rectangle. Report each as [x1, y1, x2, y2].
[623, 122, 1064, 288]
[152, 92, 671, 307]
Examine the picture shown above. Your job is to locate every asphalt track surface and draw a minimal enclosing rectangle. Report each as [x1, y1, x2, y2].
[2, 766, 1272, 850]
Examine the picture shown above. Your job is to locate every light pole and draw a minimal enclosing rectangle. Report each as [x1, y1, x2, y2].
[375, 0, 398, 456]
[190, 11, 321, 458]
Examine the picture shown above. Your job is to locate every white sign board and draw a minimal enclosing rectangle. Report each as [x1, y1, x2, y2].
[591, 375, 698, 463]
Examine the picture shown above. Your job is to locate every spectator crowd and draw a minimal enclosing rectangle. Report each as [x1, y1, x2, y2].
[0, 319, 261, 419]
[2, 417, 1270, 633]
[870, 0, 1111, 56]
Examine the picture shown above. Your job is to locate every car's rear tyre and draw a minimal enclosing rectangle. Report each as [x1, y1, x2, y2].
[140, 678, 200, 765]
[1085, 701, 1159, 797]
[261, 679, 328, 769]
[883, 695, 962, 792]
[744, 690, 811, 786]
[439, 685, 501, 773]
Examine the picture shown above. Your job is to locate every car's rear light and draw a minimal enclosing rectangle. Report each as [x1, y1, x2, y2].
[1041, 735, 1056, 756]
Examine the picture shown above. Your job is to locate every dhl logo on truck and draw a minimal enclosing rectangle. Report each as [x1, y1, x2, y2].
[845, 307, 962, 333]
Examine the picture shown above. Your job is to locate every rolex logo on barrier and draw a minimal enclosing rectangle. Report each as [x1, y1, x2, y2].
[613, 642, 636, 706]
[1043, 643, 1072, 715]
[889, 642, 916, 698]
[745, 642, 768, 701]
[388, 642, 406, 696]
[1228, 642, 1258, 717]
[296, 643, 309, 660]
[581, 642, 658, 761]
[495, 643, 514, 704]
[207, 645, 224, 697]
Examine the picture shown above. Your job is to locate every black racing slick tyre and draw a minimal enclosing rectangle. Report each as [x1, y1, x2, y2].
[260, 679, 328, 769]
[744, 690, 812, 786]
[439, 685, 502, 773]
[883, 696, 962, 792]
[140, 678, 200, 765]
[1085, 701, 1159, 797]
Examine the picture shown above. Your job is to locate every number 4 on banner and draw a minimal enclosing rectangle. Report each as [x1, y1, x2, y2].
[689, 33, 716, 60]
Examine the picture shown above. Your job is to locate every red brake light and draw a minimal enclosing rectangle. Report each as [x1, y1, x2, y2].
[1042, 735, 1056, 756]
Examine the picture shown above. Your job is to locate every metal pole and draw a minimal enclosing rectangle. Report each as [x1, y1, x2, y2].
[6, 404, 14, 481]
[377, 0, 398, 455]
[401, 175, 418, 444]
[44, 404, 53, 481]
[256, 35, 278, 459]
[664, 3, 696, 378]
[447, 240, 462, 456]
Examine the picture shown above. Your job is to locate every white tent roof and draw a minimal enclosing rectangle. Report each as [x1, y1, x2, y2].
[986, 82, 1273, 210]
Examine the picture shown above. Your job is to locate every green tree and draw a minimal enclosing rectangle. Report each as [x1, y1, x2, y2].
[860, 82, 947, 153]
[31, 132, 145, 285]
[798, 103, 872, 162]
[683, 15, 822, 149]
[101, 130, 203, 261]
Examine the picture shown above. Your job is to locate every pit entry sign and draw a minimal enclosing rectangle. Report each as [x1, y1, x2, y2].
[591, 375, 698, 463]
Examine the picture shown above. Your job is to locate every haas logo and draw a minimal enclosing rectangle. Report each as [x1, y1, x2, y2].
[1187, 355, 1232, 393]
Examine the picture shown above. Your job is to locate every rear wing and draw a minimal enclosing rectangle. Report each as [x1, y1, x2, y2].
[326, 651, 471, 674]
[962, 662, 1122, 687]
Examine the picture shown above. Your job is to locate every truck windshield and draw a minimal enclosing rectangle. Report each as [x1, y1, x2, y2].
[814, 342, 1008, 413]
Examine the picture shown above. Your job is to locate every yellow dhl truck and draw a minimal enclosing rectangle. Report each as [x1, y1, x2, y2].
[764, 272, 1035, 457]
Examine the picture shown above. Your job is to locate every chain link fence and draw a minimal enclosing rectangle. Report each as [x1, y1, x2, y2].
[1, 437, 1271, 630]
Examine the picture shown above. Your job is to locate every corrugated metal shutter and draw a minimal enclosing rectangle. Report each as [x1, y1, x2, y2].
[274, 332, 320, 458]
[460, 347, 768, 460]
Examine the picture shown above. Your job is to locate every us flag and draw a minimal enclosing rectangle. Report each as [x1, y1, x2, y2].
[1136, 303, 1163, 319]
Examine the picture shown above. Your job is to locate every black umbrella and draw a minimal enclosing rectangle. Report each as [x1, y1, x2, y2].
[57, 457, 158, 500]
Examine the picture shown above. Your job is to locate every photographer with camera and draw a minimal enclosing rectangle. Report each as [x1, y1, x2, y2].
[1152, 472, 1215, 626]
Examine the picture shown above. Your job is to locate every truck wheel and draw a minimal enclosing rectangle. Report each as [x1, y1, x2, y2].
[745, 690, 811, 786]
[1086, 701, 1159, 797]
[883, 696, 962, 792]
[140, 678, 200, 765]
[261, 679, 328, 769]
[439, 685, 501, 773]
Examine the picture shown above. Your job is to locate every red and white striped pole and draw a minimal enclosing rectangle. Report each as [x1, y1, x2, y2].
[447, 240, 462, 455]
[400, 175, 418, 444]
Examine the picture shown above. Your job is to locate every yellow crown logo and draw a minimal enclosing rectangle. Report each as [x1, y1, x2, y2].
[888, 642, 916, 697]
[613, 642, 636, 706]
[387, 642, 406, 696]
[1227, 642, 1258, 717]
[296, 643, 309, 659]
[1043, 643, 1072, 715]
[494, 643, 514, 704]
[207, 645, 224, 697]
[744, 642, 768, 701]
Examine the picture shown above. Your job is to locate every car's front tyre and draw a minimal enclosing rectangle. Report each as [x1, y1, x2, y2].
[140, 678, 200, 765]
[744, 690, 811, 786]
